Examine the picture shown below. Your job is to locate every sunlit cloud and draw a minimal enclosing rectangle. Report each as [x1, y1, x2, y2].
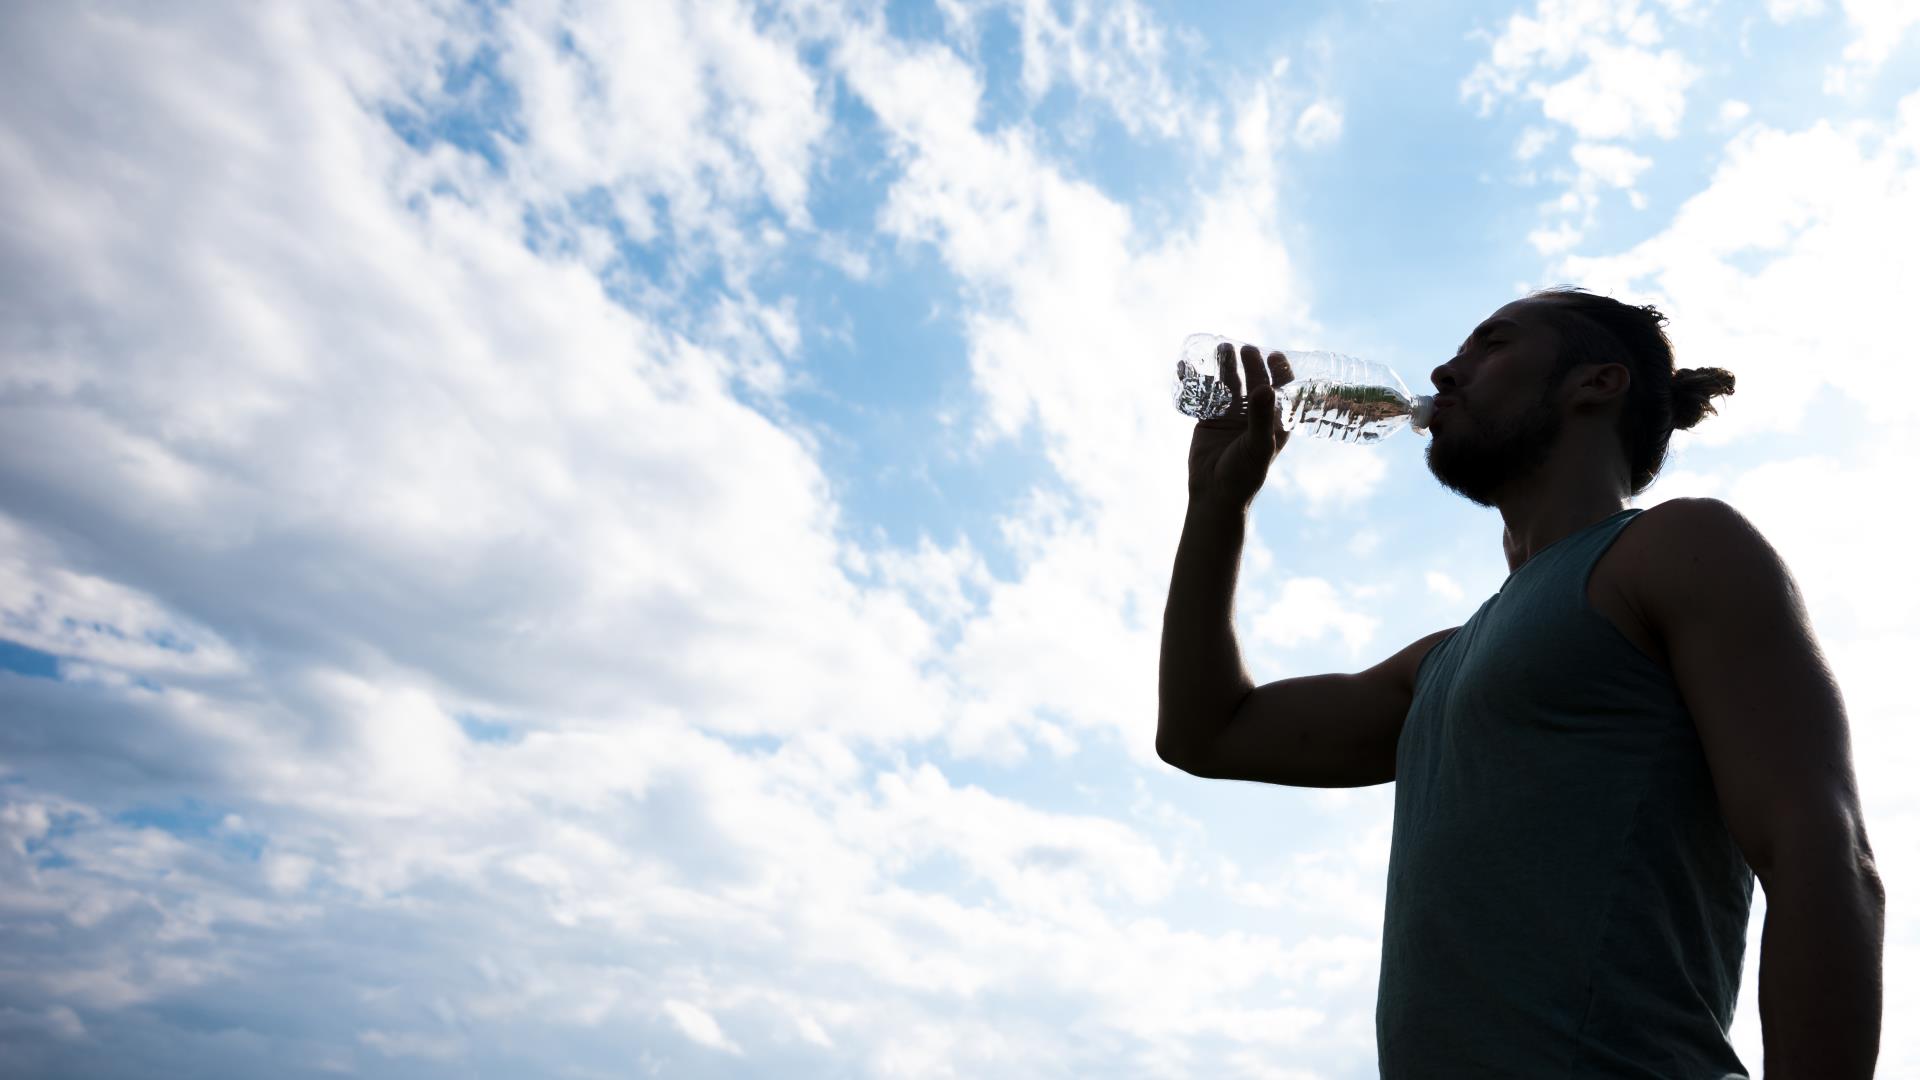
[2, 0, 1916, 1076]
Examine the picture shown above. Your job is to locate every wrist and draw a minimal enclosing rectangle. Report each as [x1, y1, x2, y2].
[1187, 494, 1252, 520]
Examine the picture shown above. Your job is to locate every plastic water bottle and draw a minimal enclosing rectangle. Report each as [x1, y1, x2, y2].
[1173, 333, 1436, 443]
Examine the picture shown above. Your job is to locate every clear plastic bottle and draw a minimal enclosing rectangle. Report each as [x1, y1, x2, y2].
[1172, 332, 1436, 443]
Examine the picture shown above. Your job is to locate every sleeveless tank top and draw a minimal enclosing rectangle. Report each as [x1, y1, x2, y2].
[1377, 508, 1755, 1077]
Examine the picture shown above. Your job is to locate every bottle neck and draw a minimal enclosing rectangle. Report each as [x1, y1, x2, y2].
[1410, 394, 1436, 433]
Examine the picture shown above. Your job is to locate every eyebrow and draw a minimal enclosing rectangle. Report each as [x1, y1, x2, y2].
[1457, 317, 1522, 355]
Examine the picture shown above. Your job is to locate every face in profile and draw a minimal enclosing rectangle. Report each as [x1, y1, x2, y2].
[1424, 301, 1567, 508]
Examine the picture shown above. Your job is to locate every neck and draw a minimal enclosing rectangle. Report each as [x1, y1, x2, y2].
[1494, 432, 1633, 572]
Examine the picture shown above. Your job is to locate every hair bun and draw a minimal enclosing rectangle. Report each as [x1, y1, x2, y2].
[1670, 367, 1736, 430]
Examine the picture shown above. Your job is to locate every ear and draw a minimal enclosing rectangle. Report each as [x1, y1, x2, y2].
[1566, 361, 1631, 409]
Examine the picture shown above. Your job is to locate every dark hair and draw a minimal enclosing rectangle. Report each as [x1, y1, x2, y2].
[1526, 286, 1736, 494]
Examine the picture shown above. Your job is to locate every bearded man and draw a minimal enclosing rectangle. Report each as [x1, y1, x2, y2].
[1158, 286, 1885, 1077]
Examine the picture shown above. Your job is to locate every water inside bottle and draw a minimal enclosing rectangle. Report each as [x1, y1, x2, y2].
[1277, 380, 1419, 443]
[1173, 334, 1426, 442]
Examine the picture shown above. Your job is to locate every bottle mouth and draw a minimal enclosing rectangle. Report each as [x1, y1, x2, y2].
[1410, 395, 1436, 433]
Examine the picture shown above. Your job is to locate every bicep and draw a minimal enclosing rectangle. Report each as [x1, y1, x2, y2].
[1648, 501, 1870, 882]
[1184, 628, 1452, 789]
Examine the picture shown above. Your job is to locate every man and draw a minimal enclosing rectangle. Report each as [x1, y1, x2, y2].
[1157, 287, 1885, 1077]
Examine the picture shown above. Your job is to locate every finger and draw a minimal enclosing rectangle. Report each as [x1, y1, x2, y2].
[1242, 344, 1279, 447]
[1263, 351, 1293, 438]
[1240, 343, 1271, 399]
[1217, 340, 1244, 406]
[1266, 351, 1293, 388]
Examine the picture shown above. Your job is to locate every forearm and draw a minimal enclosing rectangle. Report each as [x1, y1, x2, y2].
[1758, 862, 1886, 1079]
[1156, 498, 1256, 765]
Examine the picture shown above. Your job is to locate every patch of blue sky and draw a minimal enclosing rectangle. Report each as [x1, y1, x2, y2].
[6, 626, 172, 690]
[0, 637, 60, 679]
[142, 1000, 312, 1052]
[964, 3, 1034, 137]
[519, 185, 697, 318]
[379, 39, 521, 174]
[113, 799, 265, 860]
[882, 0, 962, 49]
[456, 712, 517, 743]
[1716, 10, 1916, 126]
[770, 100, 1063, 579]
[1022, 85, 1194, 218]
[801, 53, 907, 242]
[712, 732, 784, 759]
[141, 627, 197, 652]
[780, 257, 1055, 578]
[1279, 31, 1541, 358]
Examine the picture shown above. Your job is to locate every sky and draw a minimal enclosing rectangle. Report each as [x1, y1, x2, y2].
[0, 0, 1916, 1076]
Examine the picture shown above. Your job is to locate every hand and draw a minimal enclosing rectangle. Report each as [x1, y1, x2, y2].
[1187, 342, 1292, 511]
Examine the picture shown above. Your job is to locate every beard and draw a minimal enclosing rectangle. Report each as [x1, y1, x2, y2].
[1425, 391, 1563, 507]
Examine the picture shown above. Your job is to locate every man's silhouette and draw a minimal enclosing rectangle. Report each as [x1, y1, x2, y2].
[1158, 287, 1885, 1077]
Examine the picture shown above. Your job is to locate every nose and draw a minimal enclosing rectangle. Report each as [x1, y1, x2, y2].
[1430, 358, 1459, 393]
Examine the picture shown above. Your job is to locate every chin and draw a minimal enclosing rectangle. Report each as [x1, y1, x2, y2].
[1425, 439, 1507, 508]
[1424, 399, 1563, 507]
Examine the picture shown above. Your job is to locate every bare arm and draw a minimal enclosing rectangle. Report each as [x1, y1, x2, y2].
[1157, 340, 1288, 770]
[1154, 490, 1451, 786]
[1635, 498, 1884, 1079]
[1162, 620, 1451, 787]
[1156, 342, 1449, 786]
[1155, 497, 1259, 768]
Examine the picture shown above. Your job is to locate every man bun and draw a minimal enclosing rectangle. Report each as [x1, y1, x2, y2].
[1670, 367, 1736, 430]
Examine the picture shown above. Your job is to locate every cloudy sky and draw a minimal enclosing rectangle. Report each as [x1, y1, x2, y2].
[1, 0, 1916, 1075]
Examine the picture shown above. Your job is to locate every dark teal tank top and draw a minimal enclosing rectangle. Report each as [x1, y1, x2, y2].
[1377, 508, 1755, 1077]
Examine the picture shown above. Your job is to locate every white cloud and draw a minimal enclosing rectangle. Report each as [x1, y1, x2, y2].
[1535, 40, 1698, 141]
[0, 518, 247, 680]
[1529, 220, 1586, 255]
[494, 0, 829, 243]
[1515, 124, 1558, 159]
[1462, 0, 1696, 138]
[1424, 571, 1466, 602]
[0, 3, 1399, 1075]
[661, 1000, 743, 1055]
[1825, 0, 1920, 91]
[927, 0, 1223, 148]
[20, 0, 1910, 1074]
[1559, 88, 1920, 438]
[1463, 0, 1699, 251]
[1294, 99, 1346, 148]
[1014, 0, 1214, 142]
[1249, 578, 1382, 657]
[1569, 141, 1654, 187]
[830, 7, 1374, 775]
[1279, 439, 1392, 515]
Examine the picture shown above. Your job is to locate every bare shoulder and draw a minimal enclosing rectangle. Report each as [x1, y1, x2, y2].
[1622, 498, 1799, 620]
[1627, 497, 1773, 567]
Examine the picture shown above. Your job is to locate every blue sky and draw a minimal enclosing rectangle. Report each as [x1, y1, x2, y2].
[1, 0, 1917, 1076]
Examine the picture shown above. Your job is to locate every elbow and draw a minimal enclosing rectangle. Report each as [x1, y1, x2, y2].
[1154, 736, 1186, 771]
[1155, 736, 1209, 777]
[1152, 730, 1198, 772]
